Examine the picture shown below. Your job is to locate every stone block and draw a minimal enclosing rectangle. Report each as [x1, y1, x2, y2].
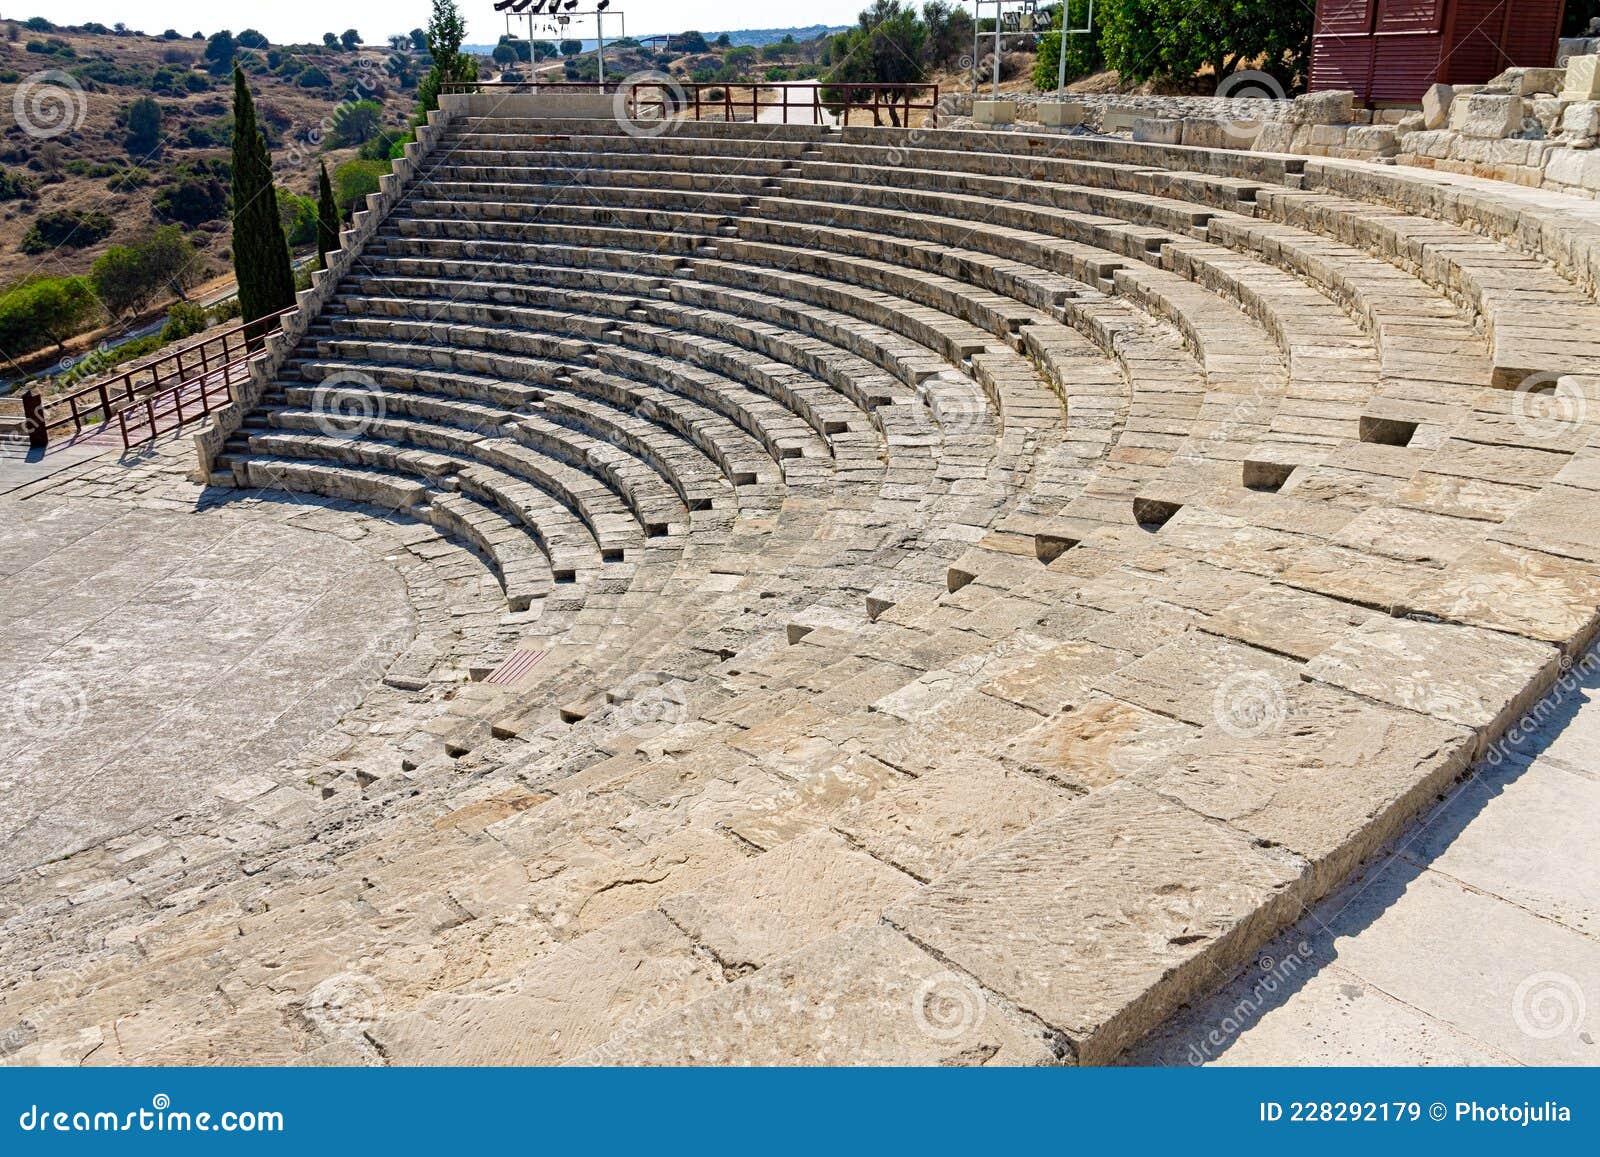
[1559, 38, 1600, 67]
[1346, 125, 1399, 155]
[1422, 82, 1453, 129]
[1100, 106, 1142, 132]
[582, 925, 1058, 1065]
[1290, 88, 1354, 125]
[1533, 96, 1567, 133]
[1182, 116, 1261, 149]
[1251, 121, 1296, 153]
[1562, 99, 1600, 140]
[1038, 100, 1084, 128]
[1514, 67, 1566, 97]
[1564, 53, 1600, 101]
[1132, 116, 1182, 145]
[1451, 92, 1523, 138]
[972, 99, 1016, 126]
[1307, 122, 1350, 147]
[888, 782, 1310, 1064]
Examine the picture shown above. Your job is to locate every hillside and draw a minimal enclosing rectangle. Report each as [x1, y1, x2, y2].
[0, 20, 421, 372]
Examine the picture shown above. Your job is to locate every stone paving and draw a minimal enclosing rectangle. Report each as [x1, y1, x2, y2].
[1132, 658, 1600, 1065]
[3, 114, 1600, 1066]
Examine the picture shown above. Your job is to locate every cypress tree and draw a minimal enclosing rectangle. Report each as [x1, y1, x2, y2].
[230, 66, 295, 340]
[315, 161, 339, 271]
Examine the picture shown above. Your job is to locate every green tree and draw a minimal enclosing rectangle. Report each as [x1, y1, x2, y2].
[330, 99, 384, 145]
[822, 0, 929, 126]
[416, 0, 477, 116]
[125, 95, 162, 156]
[238, 29, 269, 49]
[560, 39, 583, 58]
[341, 29, 362, 52]
[409, 28, 427, 51]
[90, 226, 198, 317]
[493, 42, 517, 68]
[203, 29, 236, 74]
[1098, 0, 1310, 89]
[323, 32, 340, 49]
[0, 276, 99, 356]
[229, 67, 295, 334]
[1032, 0, 1103, 91]
[316, 160, 340, 270]
[922, 0, 973, 69]
[332, 158, 386, 211]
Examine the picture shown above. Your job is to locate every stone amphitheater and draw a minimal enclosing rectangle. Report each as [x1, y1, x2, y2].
[4, 95, 1600, 1066]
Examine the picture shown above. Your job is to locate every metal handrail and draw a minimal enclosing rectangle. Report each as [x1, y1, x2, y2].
[24, 306, 295, 449]
[115, 349, 260, 450]
[442, 79, 942, 128]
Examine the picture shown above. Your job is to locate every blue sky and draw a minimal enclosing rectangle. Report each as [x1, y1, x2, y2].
[32, 1, 868, 46]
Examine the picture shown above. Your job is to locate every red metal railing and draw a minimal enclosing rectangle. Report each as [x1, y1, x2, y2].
[443, 79, 941, 128]
[22, 306, 294, 450]
[114, 351, 257, 450]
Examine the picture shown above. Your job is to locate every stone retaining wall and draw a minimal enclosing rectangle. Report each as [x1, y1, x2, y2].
[191, 106, 459, 483]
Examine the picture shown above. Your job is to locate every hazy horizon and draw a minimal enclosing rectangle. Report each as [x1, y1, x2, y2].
[13, 2, 873, 48]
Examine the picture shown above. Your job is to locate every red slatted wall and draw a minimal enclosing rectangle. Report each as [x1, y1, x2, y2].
[1310, 0, 1560, 102]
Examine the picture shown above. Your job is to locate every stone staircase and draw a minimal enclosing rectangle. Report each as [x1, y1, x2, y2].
[5, 114, 1600, 1067]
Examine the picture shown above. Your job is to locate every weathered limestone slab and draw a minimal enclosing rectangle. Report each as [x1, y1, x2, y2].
[1404, 541, 1600, 649]
[835, 755, 1069, 882]
[368, 910, 723, 1065]
[1422, 83, 1454, 130]
[1137, 681, 1474, 893]
[580, 924, 1059, 1065]
[1304, 616, 1561, 744]
[887, 783, 1309, 1064]
[1094, 631, 1302, 727]
[659, 831, 917, 973]
[1563, 54, 1600, 101]
[997, 693, 1195, 789]
[1204, 583, 1377, 660]
[721, 754, 904, 850]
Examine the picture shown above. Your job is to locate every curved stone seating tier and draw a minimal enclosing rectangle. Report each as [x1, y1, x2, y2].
[10, 116, 1600, 1069]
